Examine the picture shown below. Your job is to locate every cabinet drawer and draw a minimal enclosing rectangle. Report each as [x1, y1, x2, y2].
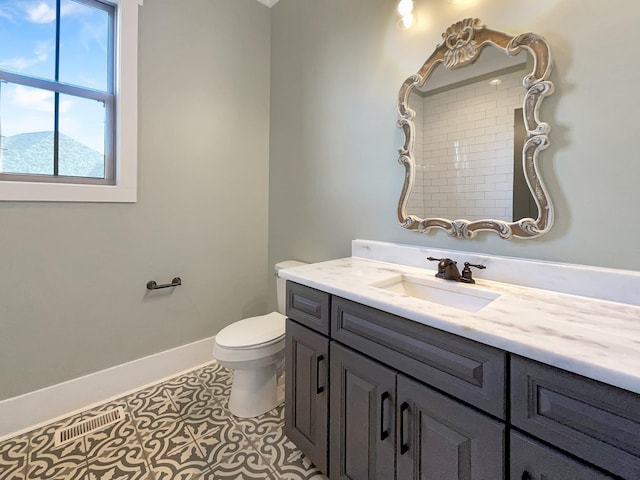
[510, 431, 614, 480]
[331, 296, 506, 419]
[511, 356, 640, 479]
[286, 282, 331, 335]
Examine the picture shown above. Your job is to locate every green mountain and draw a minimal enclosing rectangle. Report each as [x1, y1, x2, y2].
[0, 132, 104, 178]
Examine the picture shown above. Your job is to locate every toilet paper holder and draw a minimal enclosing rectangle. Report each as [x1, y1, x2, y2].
[146, 277, 182, 290]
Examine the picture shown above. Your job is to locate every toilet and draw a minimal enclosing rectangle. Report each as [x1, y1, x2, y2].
[213, 260, 306, 418]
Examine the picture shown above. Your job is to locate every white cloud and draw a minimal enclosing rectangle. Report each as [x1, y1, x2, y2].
[80, 20, 108, 52]
[0, 85, 54, 136]
[0, 5, 16, 21]
[59, 98, 73, 114]
[0, 53, 48, 72]
[34, 41, 51, 60]
[23, 0, 86, 24]
[26, 1, 55, 23]
[12, 85, 54, 112]
[0, 41, 51, 72]
[0, 56, 40, 71]
[59, 118, 104, 153]
[0, 113, 53, 137]
[12, 86, 73, 114]
[61, 1, 86, 17]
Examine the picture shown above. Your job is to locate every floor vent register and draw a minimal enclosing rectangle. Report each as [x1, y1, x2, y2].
[54, 407, 125, 446]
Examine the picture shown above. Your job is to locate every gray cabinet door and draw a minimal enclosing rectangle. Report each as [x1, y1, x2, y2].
[396, 374, 504, 480]
[510, 431, 615, 480]
[284, 319, 329, 474]
[330, 343, 396, 480]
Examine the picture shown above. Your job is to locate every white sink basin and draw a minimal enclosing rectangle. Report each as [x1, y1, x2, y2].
[371, 273, 500, 313]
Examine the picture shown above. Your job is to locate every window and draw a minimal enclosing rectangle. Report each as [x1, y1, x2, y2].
[0, 0, 142, 202]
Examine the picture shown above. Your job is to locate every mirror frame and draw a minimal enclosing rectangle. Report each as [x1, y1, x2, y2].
[397, 18, 554, 239]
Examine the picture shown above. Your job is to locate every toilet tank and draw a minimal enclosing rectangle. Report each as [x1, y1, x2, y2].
[275, 260, 307, 314]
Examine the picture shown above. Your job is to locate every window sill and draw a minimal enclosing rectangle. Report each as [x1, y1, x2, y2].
[0, 180, 137, 202]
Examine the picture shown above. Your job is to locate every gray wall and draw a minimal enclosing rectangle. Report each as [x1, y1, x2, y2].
[0, 0, 271, 400]
[269, 0, 640, 274]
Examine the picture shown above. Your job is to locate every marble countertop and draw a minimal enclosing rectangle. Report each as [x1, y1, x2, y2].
[280, 257, 640, 394]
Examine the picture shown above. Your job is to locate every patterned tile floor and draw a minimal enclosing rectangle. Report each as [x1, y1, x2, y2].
[0, 363, 327, 480]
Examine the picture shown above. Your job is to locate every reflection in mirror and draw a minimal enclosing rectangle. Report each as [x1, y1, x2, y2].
[408, 51, 535, 222]
[397, 19, 554, 239]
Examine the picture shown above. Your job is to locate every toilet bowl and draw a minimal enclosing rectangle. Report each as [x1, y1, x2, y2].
[213, 260, 306, 418]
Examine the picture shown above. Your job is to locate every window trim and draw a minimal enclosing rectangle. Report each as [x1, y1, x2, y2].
[0, 0, 143, 203]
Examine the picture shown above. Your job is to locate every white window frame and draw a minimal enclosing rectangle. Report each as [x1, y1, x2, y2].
[0, 0, 143, 203]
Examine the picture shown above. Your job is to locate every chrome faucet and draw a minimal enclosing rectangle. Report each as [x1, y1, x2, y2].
[427, 257, 486, 283]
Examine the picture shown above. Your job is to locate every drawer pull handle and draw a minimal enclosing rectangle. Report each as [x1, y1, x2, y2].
[316, 355, 325, 394]
[400, 401, 410, 454]
[380, 392, 391, 441]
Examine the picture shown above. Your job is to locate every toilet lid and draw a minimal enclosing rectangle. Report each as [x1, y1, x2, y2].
[216, 312, 286, 349]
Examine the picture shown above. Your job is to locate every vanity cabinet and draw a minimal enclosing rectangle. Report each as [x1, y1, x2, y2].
[285, 282, 505, 479]
[284, 281, 640, 479]
[284, 318, 330, 473]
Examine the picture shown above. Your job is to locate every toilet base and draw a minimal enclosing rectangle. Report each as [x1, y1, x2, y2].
[228, 364, 284, 418]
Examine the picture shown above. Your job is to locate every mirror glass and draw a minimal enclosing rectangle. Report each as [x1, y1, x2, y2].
[397, 19, 554, 239]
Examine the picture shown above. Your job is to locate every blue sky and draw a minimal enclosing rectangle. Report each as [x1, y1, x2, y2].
[0, 0, 110, 154]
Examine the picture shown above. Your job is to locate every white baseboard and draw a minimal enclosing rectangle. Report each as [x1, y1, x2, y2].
[0, 336, 216, 440]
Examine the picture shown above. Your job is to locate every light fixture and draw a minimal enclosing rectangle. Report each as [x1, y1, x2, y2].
[397, 0, 415, 29]
[489, 78, 502, 86]
[397, 0, 414, 16]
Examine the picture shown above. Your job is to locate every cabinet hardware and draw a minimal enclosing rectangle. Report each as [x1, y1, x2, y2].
[400, 401, 410, 454]
[380, 392, 391, 441]
[316, 355, 325, 394]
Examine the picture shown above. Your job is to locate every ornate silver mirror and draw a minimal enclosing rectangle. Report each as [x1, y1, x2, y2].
[397, 19, 554, 239]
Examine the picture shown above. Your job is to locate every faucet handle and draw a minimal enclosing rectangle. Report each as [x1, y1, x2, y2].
[460, 262, 486, 284]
